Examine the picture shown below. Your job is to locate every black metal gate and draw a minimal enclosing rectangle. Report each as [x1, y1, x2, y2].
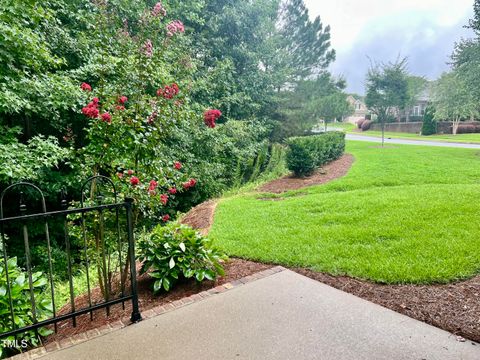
[0, 176, 141, 342]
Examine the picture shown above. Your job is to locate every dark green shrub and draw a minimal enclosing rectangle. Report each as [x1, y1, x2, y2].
[286, 132, 345, 177]
[361, 120, 372, 131]
[421, 106, 437, 136]
[0, 257, 53, 358]
[136, 223, 227, 293]
[357, 119, 365, 129]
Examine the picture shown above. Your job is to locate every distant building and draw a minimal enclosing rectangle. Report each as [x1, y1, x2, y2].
[345, 95, 368, 124]
[404, 89, 430, 122]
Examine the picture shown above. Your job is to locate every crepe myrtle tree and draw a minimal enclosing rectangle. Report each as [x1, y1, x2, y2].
[365, 58, 409, 146]
[74, 1, 222, 299]
[433, 71, 478, 135]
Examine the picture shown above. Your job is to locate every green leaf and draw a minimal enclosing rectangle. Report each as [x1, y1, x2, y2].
[153, 279, 162, 292]
[179, 242, 186, 252]
[169, 257, 175, 269]
[195, 270, 205, 282]
[162, 277, 171, 291]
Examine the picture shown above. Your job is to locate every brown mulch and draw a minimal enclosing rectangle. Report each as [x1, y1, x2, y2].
[180, 200, 217, 235]
[293, 268, 480, 343]
[258, 154, 355, 194]
[46, 259, 272, 343]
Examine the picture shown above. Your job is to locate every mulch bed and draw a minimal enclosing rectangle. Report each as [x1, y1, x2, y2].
[46, 259, 272, 343]
[258, 154, 355, 193]
[180, 200, 217, 235]
[294, 268, 480, 344]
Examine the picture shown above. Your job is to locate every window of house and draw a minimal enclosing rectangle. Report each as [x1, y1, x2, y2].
[413, 106, 420, 116]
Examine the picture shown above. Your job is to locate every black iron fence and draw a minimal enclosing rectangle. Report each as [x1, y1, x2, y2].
[0, 176, 141, 343]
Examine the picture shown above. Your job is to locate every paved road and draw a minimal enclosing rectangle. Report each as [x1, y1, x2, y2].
[40, 270, 480, 360]
[346, 134, 480, 149]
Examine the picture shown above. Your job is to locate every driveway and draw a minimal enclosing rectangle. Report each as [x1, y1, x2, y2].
[38, 269, 480, 360]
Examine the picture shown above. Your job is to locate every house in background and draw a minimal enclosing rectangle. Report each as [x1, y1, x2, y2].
[345, 95, 368, 124]
[404, 89, 430, 122]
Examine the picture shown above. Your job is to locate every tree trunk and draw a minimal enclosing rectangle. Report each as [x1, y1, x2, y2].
[452, 118, 460, 135]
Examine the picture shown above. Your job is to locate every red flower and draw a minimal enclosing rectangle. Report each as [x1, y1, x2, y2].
[116, 105, 126, 111]
[168, 187, 177, 195]
[92, 97, 100, 104]
[156, 83, 179, 100]
[182, 178, 197, 190]
[127, 170, 134, 175]
[118, 96, 128, 105]
[81, 83, 92, 91]
[171, 83, 179, 95]
[117, 172, 124, 179]
[160, 194, 168, 205]
[204, 109, 222, 128]
[82, 102, 99, 119]
[162, 214, 170, 222]
[174, 161, 182, 170]
[149, 180, 158, 191]
[130, 176, 140, 186]
[101, 112, 112, 123]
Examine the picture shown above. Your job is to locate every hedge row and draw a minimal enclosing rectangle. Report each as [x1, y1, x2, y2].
[286, 132, 346, 177]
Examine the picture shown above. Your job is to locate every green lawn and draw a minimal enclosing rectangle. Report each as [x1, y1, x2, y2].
[350, 129, 480, 144]
[210, 141, 480, 284]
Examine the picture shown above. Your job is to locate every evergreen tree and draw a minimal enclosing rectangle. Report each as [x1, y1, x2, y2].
[421, 106, 437, 136]
[278, 0, 336, 82]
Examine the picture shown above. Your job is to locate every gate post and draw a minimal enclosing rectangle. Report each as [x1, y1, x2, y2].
[125, 197, 142, 323]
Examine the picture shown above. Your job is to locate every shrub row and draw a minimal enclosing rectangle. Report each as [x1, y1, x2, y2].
[457, 123, 480, 134]
[286, 132, 345, 177]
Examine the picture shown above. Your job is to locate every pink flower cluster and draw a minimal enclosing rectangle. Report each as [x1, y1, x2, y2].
[143, 39, 153, 57]
[148, 180, 158, 195]
[182, 178, 197, 190]
[82, 98, 100, 119]
[81, 82, 92, 91]
[204, 109, 222, 128]
[130, 176, 140, 186]
[152, 2, 167, 17]
[156, 83, 179, 99]
[101, 112, 112, 124]
[167, 20, 185, 37]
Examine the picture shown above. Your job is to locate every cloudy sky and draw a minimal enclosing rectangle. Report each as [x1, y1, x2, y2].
[304, 0, 475, 94]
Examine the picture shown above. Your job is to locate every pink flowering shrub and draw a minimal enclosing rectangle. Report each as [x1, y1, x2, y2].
[78, 2, 220, 225]
[166, 20, 185, 37]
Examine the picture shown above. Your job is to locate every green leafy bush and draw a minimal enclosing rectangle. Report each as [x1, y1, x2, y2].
[0, 257, 53, 358]
[137, 223, 226, 293]
[286, 132, 345, 177]
[421, 106, 437, 136]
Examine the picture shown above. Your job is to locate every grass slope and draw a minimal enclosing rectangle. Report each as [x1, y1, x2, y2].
[210, 141, 480, 284]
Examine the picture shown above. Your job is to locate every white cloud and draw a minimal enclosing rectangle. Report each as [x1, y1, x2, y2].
[304, 0, 473, 52]
[304, 0, 475, 94]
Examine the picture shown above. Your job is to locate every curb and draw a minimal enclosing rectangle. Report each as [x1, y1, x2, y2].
[9, 266, 286, 359]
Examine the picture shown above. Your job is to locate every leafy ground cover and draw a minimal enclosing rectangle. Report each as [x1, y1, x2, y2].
[210, 141, 480, 284]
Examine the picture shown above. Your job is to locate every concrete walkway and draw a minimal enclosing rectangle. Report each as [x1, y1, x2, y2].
[39, 270, 479, 360]
[346, 133, 480, 149]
